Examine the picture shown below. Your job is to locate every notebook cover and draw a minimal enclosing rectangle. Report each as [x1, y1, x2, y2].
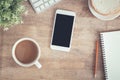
[100, 31, 120, 80]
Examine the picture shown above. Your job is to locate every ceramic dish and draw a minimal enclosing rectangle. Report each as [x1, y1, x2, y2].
[88, 0, 120, 20]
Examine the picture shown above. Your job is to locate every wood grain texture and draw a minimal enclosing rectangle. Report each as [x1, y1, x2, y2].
[0, 29, 3, 79]
[1, 0, 120, 80]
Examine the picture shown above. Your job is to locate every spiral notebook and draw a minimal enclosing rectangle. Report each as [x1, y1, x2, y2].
[100, 31, 120, 80]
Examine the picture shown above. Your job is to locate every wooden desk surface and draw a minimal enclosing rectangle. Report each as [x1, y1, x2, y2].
[1, 0, 120, 80]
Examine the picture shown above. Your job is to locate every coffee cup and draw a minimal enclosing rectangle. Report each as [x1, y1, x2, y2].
[89, 0, 120, 20]
[12, 38, 42, 69]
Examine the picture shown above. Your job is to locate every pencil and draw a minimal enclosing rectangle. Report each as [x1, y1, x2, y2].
[94, 40, 99, 78]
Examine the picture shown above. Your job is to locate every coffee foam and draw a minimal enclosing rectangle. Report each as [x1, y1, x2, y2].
[91, 0, 120, 15]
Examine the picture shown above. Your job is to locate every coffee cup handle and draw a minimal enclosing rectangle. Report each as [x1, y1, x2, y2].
[35, 61, 42, 69]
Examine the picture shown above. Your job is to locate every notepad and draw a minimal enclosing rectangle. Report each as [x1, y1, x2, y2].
[100, 31, 120, 80]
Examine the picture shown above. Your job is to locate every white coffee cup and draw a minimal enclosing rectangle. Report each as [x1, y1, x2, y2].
[88, 0, 120, 20]
[12, 38, 42, 69]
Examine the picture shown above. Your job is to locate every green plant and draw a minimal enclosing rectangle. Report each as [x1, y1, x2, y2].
[0, 0, 25, 29]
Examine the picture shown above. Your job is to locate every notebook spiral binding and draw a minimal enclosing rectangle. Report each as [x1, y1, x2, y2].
[100, 34, 108, 80]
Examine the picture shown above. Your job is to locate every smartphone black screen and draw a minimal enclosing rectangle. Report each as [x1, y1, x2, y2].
[52, 14, 74, 47]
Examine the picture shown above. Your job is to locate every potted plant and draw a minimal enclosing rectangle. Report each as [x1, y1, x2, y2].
[0, 0, 25, 31]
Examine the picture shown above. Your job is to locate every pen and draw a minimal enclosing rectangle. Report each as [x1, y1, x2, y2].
[94, 40, 99, 78]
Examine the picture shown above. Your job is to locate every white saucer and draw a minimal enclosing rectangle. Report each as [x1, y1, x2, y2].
[88, 0, 120, 20]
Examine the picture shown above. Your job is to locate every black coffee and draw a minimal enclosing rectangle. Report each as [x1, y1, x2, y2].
[15, 40, 38, 64]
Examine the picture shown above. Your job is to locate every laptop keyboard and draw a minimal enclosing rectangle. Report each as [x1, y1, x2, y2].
[29, 0, 61, 13]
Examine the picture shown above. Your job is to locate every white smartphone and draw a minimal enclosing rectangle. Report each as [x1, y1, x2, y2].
[50, 9, 76, 52]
